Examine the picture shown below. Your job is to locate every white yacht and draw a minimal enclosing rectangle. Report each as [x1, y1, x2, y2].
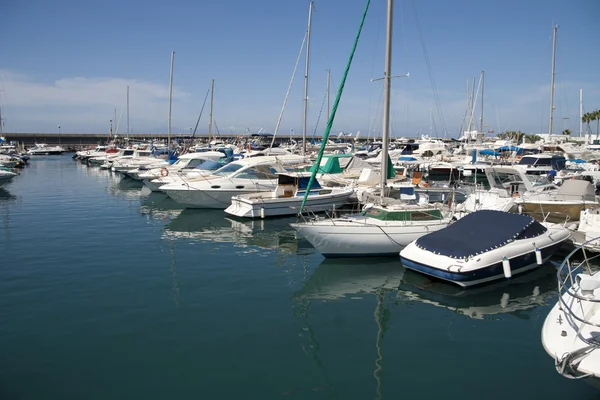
[0, 167, 17, 185]
[160, 155, 308, 209]
[139, 151, 228, 190]
[27, 143, 65, 155]
[541, 244, 600, 389]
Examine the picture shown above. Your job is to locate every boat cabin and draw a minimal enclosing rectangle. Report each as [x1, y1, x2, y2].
[274, 173, 331, 198]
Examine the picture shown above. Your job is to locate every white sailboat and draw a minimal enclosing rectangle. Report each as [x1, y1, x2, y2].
[291, 0, 452, 257]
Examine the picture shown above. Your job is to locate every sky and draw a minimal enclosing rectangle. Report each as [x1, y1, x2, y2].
[1, 0, 599, 138]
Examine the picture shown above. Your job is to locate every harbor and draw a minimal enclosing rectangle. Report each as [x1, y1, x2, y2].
[1, 154, 599, 399]
[2, 0, 600, 397]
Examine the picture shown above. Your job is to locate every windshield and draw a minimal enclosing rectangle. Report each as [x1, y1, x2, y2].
[196, 160, 226, 171]
[212, 162, 244, 177]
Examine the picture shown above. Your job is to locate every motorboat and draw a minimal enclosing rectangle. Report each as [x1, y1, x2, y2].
[541, 242, 600, 389]
[291, 201, 453, 257]
[160, 155, 308, 209]
[139, 151, 228, 190]
[27, 143, 65, 155]
[0, 166, 17, 185]
[400, 210, 570, 287]
[224, 172, 354, 218]
[514, 179, 598, 222]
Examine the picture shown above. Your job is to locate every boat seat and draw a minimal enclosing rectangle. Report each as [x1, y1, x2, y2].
[412, 171, 423, 185]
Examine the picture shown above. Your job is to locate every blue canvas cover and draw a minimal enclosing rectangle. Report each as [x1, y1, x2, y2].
[414, 210, 546, 259]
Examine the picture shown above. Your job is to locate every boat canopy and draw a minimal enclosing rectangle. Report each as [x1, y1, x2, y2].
[554, 180, 596, 202]
[277, 173, 322, 190]
[479, 149, 500, 156]
[414, 210, 547, 259]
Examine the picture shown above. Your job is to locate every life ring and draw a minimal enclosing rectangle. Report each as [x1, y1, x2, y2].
[512, 192, 520, 197]
[160, 167, 169, 177]
[420, 182, 430, 188]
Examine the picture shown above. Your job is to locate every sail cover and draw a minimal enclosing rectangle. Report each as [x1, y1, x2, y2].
[415, 210, 546, 259]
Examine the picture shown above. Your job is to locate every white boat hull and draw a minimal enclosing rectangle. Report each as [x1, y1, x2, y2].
[291, 218, 450, 257]
[163, 186, 274, 209]
[225, 190, 354, 218]
[542, 271, 600, 389]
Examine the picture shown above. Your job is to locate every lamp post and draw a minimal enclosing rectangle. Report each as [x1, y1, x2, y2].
[189, 127, 192, 136]
[57, 125, 61, 146]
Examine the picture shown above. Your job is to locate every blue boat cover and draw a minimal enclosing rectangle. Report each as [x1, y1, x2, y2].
[414, 210, 547, 259]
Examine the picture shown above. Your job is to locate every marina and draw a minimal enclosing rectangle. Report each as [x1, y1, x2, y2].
[2, 0, 600, 397]
[1, 149, 600, 398]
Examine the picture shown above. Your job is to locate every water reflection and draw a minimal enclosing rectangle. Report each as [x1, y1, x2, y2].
[0, 187, 16, 201]
[163, 209, 309, 254]
[295, 258, 403, 300]
[294, 258, 401, 400]
[139, 192, 184, 220]
[397, 265, 558, 320]
[107, 174, 146, 199]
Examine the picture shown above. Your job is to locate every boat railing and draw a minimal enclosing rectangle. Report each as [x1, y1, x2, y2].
[556, 236, 600, 333]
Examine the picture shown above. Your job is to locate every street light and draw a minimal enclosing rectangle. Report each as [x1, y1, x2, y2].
[189, 127, 192, 136]
[58, 125, 61, 146]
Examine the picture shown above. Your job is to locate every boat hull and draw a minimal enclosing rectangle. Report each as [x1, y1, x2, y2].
[401, 242, 563, 287]
[518, 202, 592, 222]
[291, 219, 450, 257]
[541, 271, 600, 389]
[163, 187, 273, 209]
[225, 190, 353, 218]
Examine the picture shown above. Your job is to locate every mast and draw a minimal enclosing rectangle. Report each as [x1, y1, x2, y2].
[379, 0, 393, 205]
[326, 68, 331, 122]
[548, 25, 557, 137]
[579, 88, 583, 137]
[480, 70, 484, 133]
[209, 79, 214, 140]
[168, 50, 175, 148]
[126, 85, 130, 138]
[302, 0, 314, 156]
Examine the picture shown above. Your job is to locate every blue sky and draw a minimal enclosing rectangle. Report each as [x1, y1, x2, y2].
[1, 0, 599, 138]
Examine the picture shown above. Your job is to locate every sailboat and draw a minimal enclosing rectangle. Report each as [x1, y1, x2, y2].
[290, 0, 453, 257]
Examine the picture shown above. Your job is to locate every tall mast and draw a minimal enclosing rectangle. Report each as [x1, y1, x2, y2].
[379, 0, 393, 205]
[579, 88, 583, 137]
[480, 70, 484, 133]
[326, 68, 331, 122]
[548, 25, 558, 137]
[302, 0, 314, 156]
[209, 79, 214, 139]
[126, 85, 130, 138]
[168, 50, 175, 148]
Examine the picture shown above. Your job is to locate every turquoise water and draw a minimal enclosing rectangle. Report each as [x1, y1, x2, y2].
[0, 155, 598, 399]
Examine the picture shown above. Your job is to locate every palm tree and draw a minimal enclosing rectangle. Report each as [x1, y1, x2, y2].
[594, 109, 600, 138]
[561, 129, 571, 142]
[506, 130, 525, 144]
[524, 134, 542, 143]
[583, 112, 594, 135]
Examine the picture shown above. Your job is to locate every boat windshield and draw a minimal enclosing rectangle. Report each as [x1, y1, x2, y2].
[212, 163, 244, 177]
[195, 160, 226, 171]
[525, 174, 553, 187]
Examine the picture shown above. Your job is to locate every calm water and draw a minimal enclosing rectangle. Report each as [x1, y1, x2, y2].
[0, 155, 598, 400]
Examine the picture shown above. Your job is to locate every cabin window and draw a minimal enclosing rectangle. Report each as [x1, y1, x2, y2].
[410, 211, 442, 221]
